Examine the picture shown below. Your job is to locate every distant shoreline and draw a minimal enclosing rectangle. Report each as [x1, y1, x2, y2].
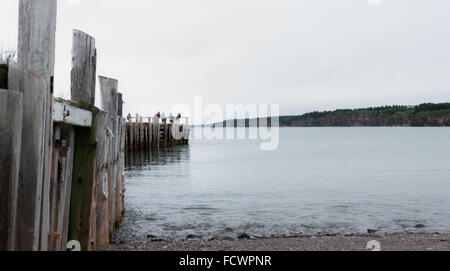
[192, 125, 450, 128]
[197, 103, 450, 128]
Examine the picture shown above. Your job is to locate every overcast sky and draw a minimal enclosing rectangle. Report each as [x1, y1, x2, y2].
[1, 0, 449, 122]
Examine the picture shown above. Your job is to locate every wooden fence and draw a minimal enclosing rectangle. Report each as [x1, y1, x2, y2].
[0, 0, 125, 251]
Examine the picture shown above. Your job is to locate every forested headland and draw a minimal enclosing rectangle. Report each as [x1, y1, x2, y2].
[210, 103, 450, 127]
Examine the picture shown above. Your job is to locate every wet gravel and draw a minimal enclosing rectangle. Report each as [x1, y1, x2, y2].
[100, 233, 450, 251]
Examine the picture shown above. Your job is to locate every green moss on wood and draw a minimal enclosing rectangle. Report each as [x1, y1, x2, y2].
[68, 110, 100, 251]
[55, 97, 100, 115]
[68, 100, 99, 113]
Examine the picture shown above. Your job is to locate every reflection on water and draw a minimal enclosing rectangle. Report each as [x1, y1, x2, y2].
[126, 145, 191, 169]
[115, 128, 450, 242]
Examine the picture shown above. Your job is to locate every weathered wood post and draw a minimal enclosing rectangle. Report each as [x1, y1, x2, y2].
[135, 114, 139, 150]
[117, 93, 123, 117]
[168, 122, 171, 146]
[94, 111, 109, 248]
[8, 63, 48, 251]
[164, 121, 169, 147]
[134, 118, 138, 151]
[143, 121, 147, 149]
[130, 121, 135, 151]
[125, 122, 130, 151]
[148, 118, 153, 150]
[143, 123, 147, 149]
[99, 76, 119, 237]
[10, 0, 57, 251]
[154, 115, 160, 147]
[0, 88, 23, 251]
[140, 116, 144, 149]
[48, 124, 75, 251]
[71, 29, 97, 105]
[47, 29, 97, 252]
[136, 118, 139, 151]
[68, 110, 98, 251]
[115, 117, 126, 228]
[135, 115, 139, 150]
[68, 30, 98, 251]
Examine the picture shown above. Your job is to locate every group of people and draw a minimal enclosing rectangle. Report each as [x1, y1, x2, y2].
[155, 112, 182, 124]
[127, 112, 182, 124]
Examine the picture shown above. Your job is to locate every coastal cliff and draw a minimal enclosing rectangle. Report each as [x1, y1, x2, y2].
[213, 103, 450, 127]
[280, 104, 450, 127]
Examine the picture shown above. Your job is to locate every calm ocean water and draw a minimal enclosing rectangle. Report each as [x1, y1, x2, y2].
[118, 128, 450, 241]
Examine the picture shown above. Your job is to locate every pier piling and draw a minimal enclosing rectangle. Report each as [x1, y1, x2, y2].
[125, 114, 190, 154]
[0, 88, 23, 251]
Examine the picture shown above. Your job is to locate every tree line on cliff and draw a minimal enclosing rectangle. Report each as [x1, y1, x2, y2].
[210, 103, 450, 127]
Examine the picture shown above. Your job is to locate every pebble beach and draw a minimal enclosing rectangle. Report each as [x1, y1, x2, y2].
[101, 233, 450, 251]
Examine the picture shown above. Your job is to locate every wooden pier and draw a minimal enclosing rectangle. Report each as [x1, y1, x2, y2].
[125, 115, 190, 153]
[0, 0, 125, 251]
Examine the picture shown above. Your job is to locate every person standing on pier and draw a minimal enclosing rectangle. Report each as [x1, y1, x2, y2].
[161, 113, 167, 124]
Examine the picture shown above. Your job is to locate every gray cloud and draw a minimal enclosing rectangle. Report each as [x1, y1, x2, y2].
[1, 0, 449, 121]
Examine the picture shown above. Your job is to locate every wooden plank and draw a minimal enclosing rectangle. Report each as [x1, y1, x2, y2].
[94, 111, 110, 248]
[0, 88, 23, 251]
[148, 120, 153, 150]
[53, 99, 93, 127]
[89, 150, 98, 251]
[134, 118, 138, 150]
[71, 30, 97, 105]
[8, 63, 47, 251]
[57, 126, 75, 251]
[68, 29, 98, 251]
[134, 120, 138, 150]
[18, 0, 57, 81]
[115, 118, 126, 228]
[154, 116, 160, 147]
[48, 125, 61, 251]
[144, 123, 148, 148]
[68, 110, 99, 251]
[18, 0, 57, 251]
[39, 11, 57, 249]
[98, 76, 119, 238]
[126, 123, 131, 151]
[136, 120, 140, 150]
[139, 122, 142, 149]
[99, 76, 118, 117]
[117, 93, 123, 117]
[164, 123, 169, 146]
[168, 123, 171, 146]
[142, 118, 145, 149]
[48, 124, 75, 251]
[130, 122, 135, 151]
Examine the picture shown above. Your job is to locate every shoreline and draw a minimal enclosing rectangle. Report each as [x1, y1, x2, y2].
[101, 233, 450, 251]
